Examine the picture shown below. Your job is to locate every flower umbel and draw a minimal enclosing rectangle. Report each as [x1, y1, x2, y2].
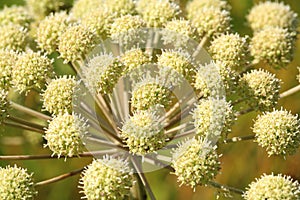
[0, 165, 37, 200]
[80, 156, 133, 200]
[253, 109, 300, 157]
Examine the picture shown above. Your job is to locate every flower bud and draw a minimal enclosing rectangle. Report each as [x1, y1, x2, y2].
[209, 33, 249, 71]
[247, 1, 298, 32]
[0, 49, 17, 90]
[253, 108, 300, 156]
[26, 0, 69, 20]
[188, 6, 231, 38]
[250, 26, 296, 69]
[244, 174, 300, 200]
[120, 48, 151, 76]
[12, 51, 54, 94]
[161, 19, 198, 48]
[42, 76, 80, 115]
[186, 0, 230, 17]
[238, 69, 281, 111]
[110, 15, 145, 45]
[0, 6, 33, 28]
[131, 77, 172, 110]
[0, 24, 28, 51]
[71, 0, 102, 19]
[80, 8, 113, 39]
[157, 50, 196, 83]
[104, 0, 136, 17]
[172, 137, 220, 189]
[136, 0, 179, 27]
[80, 156, 133, 200]
[121, 110, 167, 155]
[82, 53, 124, 95]
[0, 89, 9, 124]
[193, 98, 235, 141]
[36, 12, 74, 54]
[0, 165, 37, 200]
[58, 24, 98, 64]
[45, 113, 88, 158]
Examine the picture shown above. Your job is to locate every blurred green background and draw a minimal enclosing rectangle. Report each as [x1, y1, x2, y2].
[0, 0, 300, 199]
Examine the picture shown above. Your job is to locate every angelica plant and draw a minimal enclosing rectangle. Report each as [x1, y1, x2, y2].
[0, 0, 300, 200]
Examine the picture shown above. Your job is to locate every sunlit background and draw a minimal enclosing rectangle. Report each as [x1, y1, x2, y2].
[0, 0, 300, 199]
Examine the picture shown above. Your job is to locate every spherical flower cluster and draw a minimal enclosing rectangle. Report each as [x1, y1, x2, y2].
[253, 109, 300, 156]
[26, 0, 69, 19]
[161, 19, 198, 48]
[209, 33, 249, 71]
[239, 69, 281, 111]
[121, 110, 167, 155]
[42, 76, 79, 115]
[104, 0, 136, 17]
[83, 53, 124, 95]
[80, 8, 113, 39]
[194, 62, 226, 98]
[131, 78, 172, 110]
[58, 24, 97, 63]
[193, 98, 235, 141]
[157, 50, 196, 83]
[0, 49, 17, 90]
[71, 0, 102, 18]
[36, 12, 73, 54]
[12, 51, 54, 94]
[188, 6, 231, 38]
[136, 0, 179, 27]
[120, 48, 151, 75]
[172, 137, 220, 189]
[0, 6, 32, 28]
[0, 89, 9, 124]
[250, 26, 296, 69]
[80, 156, 133, 200]
[44, 113, 88, 158]
[0, 165, 37, 200]
[186, 0, 230, 17]
[243, 174, 300, 200]
[247, 1, 298, 32]
[0, 24, 28, 51]
[110, 15, 145, 45]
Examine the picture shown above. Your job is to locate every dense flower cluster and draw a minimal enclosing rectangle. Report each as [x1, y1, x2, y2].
[0, 165, 37, 200]
[80, 156, 133, 200]
[0, 0, 299, 199]
[253, 109, 300, 156]
[244, 174, 300, 200]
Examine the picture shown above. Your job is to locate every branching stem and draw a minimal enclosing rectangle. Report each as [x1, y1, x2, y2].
[279, 84, 300, 99]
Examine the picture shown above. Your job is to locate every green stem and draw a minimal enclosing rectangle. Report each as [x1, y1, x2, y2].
[131, 157, 156, 200]
[8, 116, 45, 130]
[132, 173, 147, 200]
[10, 101, 51, 121]
[279, 84, 300, 99]
[0, 150, 116, 160]
[223, 135, 255, 144]
[3, 121, 44, 134]
[35, 168, 84, 187]
[237, 107, 255, 116]
[208, 181, 244, 195]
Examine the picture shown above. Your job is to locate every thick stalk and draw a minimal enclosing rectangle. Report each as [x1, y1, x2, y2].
[0, 150, 116, 160]
[223, 135, 255, 144]
[3, 121, 44, 134]
[131, 157, 156, 200]
[10, 102, 51, 121]
[208, 181, 244, 195]
[35, 168, 84, 187]
[279, 84, 300, 99]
